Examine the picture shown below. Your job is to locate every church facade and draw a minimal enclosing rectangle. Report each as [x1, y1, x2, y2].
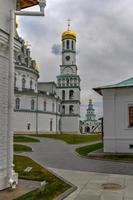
[14, 23, 80, 134]
[80, 98, 101, 133]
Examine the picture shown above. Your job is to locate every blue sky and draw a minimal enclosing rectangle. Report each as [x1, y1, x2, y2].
[18, 0, 133, 119]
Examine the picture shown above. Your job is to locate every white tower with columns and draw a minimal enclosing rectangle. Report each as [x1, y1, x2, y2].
[57, 20, 80, 133]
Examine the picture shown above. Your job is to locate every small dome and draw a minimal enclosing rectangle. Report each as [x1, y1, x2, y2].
[62, 21, 76, 40]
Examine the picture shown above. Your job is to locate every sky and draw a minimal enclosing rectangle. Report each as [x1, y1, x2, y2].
[18, 0, 133, 120]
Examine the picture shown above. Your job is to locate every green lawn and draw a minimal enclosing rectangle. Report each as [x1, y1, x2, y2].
[30, 133, 101, 144]
[14, 155, 70, 200]
[76, 143, 103, 156]
[14, 135, 40, 143]
[14, 144, 32, 152]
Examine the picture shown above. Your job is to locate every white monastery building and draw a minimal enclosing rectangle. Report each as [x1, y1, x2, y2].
[94, 77, 133, 153]
[80, 98, 101, 133]
[0, 0, 45, 191]
[14, 21, 81, 133]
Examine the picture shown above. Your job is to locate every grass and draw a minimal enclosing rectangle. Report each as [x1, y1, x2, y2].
[76, 143, 103, 156]
[88, 154, 133, 162]
[14, 144, 32, 152]
[14, 135, 40, 143]
[30, 133, 101, 144]
[14, 155, 70, 200]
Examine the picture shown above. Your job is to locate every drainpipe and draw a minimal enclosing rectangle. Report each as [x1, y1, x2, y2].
[8, 0, 46, 186]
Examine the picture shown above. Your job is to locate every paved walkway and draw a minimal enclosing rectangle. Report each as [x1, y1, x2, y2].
[50, 168, 133, 200]
[24, 137, 133, 175]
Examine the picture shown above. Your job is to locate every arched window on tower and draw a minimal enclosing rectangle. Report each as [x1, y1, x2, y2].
[63, 41, 65, 50]
[72, 40, 74, 50]
[22, 77, 26, 89]
[31, 99, 35, 110]
[66, 78, 69, 86]
[69, 105, 74, 114]
[69, 90, 74, 100]
[67, 40, 69, 49]
[15, 98, 20, 110]
[62, 105, 65, 114]
[62, 90, 65, 100]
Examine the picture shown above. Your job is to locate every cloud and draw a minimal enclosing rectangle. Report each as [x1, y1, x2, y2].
[51, 44, 61, 55]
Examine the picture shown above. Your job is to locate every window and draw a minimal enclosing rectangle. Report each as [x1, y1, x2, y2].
[63, 41, 65, 50]
[15, 98, 20, 110]
[52, 103, 55, 112]
[69, 90, 74, 100]
[72, 40, 74, 50]
[62, 90, 65, 100]
[27, 123, 31, 130]
[44, 101, 47, 111]
[14, 76, 17, 88]
[66, 78, 69, 86]
[30, 79, 33, 89]
[22, 78, 26, 89]
[62, 105, 65, 114]
[31, 99, 35, 110]
[67, 40, 69, 49]
[129, 106, 133, 127]
[58, 104, 60, 112]
[69, 105, 74, 114]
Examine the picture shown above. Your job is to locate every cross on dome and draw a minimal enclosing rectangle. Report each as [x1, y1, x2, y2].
[67, 18, 71, 30]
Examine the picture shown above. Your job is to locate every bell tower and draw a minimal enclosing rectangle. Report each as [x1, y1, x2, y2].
[57, 20, 80, 133]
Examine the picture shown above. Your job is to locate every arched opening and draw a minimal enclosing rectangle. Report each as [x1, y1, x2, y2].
[85, 126, 90, 133]
[62, 90, 65, 100]
[62, 105, 65, 114]
[69, 90, 74, 100]
[72, 40, 74, 50]
[66, 40, 69, 49]
[69, 105, 74, 114]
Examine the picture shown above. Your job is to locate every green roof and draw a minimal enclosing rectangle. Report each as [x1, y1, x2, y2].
[93, 77, 133, 95]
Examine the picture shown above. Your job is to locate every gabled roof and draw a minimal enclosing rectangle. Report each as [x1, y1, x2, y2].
[17, 0, 38, 10]
[93, 77, 133, 95]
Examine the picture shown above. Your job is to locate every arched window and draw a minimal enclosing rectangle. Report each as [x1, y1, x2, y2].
[62, 105, 65, 114]
[30, 79, 33, 89]
[52, 103, 55, 112]
[66, 78, 69, 86]
[67, 40, 69, 49]
[63, 41, 65, 50]
[44, 101, 47, 111]
[69, 105, 74, 114]
[15, 98, 20, 110]
[14, 76, 17, 88]
[58, 104, 60, 112]
[72, 40, 74, 50]
[22, 78, 26, 89]
[31, 99, 35, 110]
[62, 90, 65, 100]
[69, 90, 74, 100]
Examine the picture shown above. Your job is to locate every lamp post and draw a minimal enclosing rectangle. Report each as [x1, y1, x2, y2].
[8, 0, 46, 186]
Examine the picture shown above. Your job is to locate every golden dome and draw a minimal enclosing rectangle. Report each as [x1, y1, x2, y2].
[35, 63, 39, 72]
[62, 20, 76, 40]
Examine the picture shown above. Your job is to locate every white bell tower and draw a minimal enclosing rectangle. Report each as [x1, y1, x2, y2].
[57, 20, 80, 133]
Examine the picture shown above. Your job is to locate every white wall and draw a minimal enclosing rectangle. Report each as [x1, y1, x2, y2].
[103, 88, 133, 153]
[61, 116, 79, 133]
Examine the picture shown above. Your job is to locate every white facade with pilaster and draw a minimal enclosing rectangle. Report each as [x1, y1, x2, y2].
[94, 77, 133, 153]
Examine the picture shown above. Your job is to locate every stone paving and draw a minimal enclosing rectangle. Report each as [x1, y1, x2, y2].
[50, 168, 133, 200]
[0, 179, 40, 200]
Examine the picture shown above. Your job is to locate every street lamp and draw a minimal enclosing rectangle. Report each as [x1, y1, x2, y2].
[8, 0, 46, 186]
